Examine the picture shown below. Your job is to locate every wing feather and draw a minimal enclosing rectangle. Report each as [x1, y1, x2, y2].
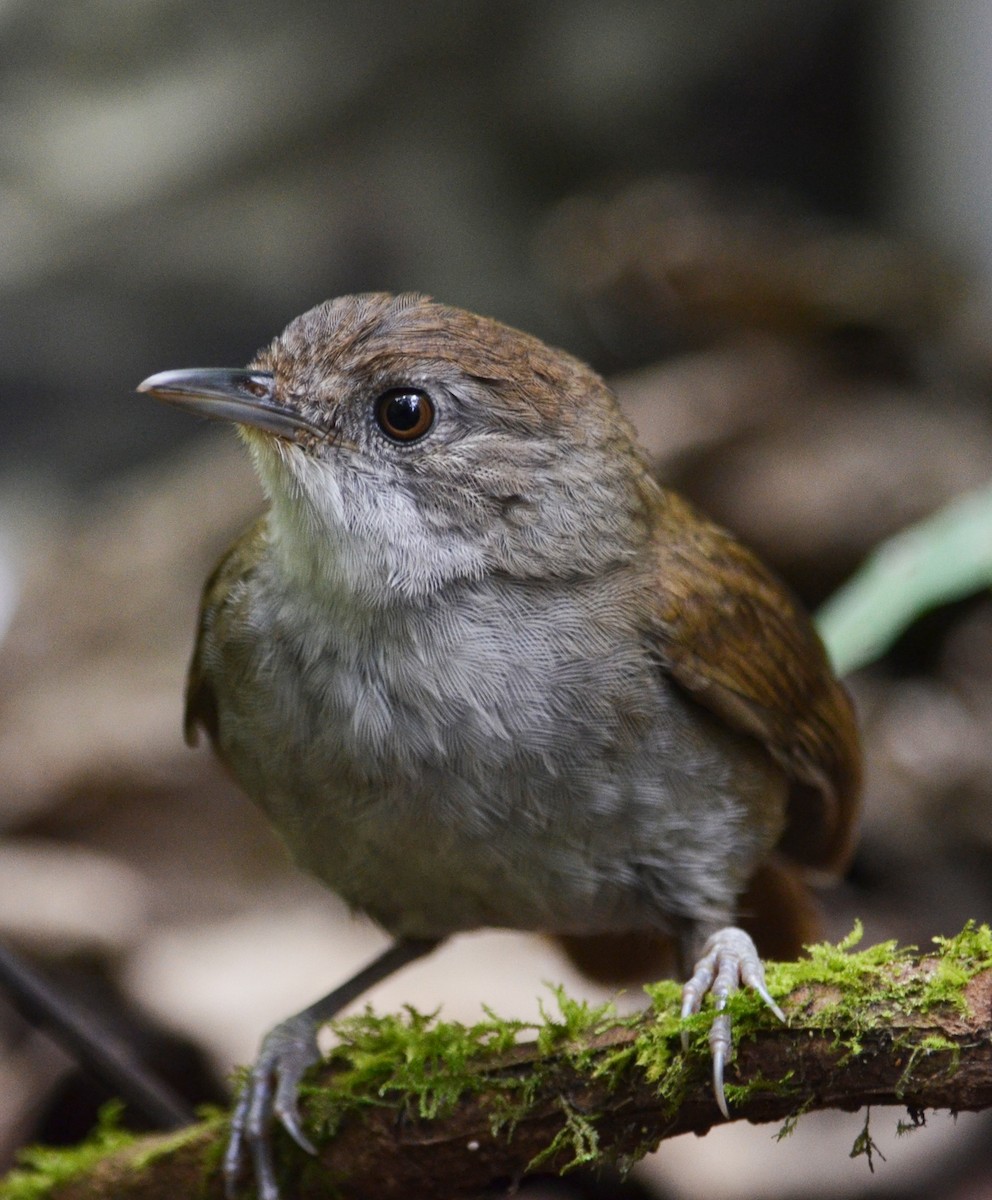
[184, 517, 268, 752]
[647, 489, 861, 872]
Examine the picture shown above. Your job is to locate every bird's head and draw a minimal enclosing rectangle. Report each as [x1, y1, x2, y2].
[139, 293, 649, 602]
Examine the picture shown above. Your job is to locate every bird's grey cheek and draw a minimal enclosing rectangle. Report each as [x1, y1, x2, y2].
[334, 471, 415, 542]
[281, 456, 347, 528]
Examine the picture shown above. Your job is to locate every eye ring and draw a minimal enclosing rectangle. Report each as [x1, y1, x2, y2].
[374, 388, 435, 443]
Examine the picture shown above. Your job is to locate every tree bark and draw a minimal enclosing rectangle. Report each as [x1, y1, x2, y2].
[9, 935, 992, 1200]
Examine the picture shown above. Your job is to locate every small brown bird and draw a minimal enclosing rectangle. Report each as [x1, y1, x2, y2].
[139, 294, 860, 1200]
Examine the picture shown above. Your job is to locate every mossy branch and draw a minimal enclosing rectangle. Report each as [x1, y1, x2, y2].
[6, 924, 992, 1200]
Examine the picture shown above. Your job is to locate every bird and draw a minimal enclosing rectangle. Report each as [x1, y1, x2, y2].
[138, 292, 860, 1200]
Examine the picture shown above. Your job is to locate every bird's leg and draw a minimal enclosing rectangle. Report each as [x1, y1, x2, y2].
[678, 926, 785, 1118]
[224, 936, 442, 1200]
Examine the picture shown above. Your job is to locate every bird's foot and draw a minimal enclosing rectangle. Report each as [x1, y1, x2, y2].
[224, 1014, 320, 1200]
[680, 926, 785, 1118]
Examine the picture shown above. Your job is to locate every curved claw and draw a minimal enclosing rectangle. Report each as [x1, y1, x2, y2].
[709, 1012, 732, 1118]
[274, 1070, 318, 1156]
[679, 926, 785, 1117]
[224, 1014, 321, 1200]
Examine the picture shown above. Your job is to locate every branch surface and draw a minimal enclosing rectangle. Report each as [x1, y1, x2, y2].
[5, 926, 992, 1200]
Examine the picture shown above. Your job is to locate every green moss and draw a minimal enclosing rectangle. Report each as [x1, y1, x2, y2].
[849, 1109, 887, 1172]
[0, 1105, 221, 1200]
[723, 1071, 795, 1108]
[629, 991, 689, 1113]
[305, 1004, 530, 1136]
[927, 923, 992, 1006]
[526, 1098, 601, 1173]
[895, 1034, 961, 1096]
[304, 987, 633, 1146]
[296, 988, 643, 1173]
[896, 1108, 927, 1135]
[0, 1103, 137, 1200]
[630, 922, 992, 1126]
[7, 925, 990, 1194]
[535, 987, 620, 1056]
[194, 1106, 233, 1186]
[758, 920, 992, 1059]
[774, 1097, 813, 1141]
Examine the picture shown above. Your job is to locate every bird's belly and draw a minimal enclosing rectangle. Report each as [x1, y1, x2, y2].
[213, 626, 785, 940]
[258, 772, 626, 937]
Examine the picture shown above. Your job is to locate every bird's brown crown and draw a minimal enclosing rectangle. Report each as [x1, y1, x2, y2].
[252, 292, 628, 441]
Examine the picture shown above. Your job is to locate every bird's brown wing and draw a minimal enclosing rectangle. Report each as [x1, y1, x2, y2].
[646, 488, 861, 873]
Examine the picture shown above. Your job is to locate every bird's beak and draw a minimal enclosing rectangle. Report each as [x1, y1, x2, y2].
[137, 368, 324, 441]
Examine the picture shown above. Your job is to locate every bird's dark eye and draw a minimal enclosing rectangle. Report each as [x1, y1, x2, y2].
[374, 388, 435, 442]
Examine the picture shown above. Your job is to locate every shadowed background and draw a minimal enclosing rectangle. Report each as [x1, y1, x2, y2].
[2, 3, 992, 1197]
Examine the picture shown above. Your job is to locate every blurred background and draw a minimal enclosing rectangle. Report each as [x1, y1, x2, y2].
[3, 1, 992, 1197]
